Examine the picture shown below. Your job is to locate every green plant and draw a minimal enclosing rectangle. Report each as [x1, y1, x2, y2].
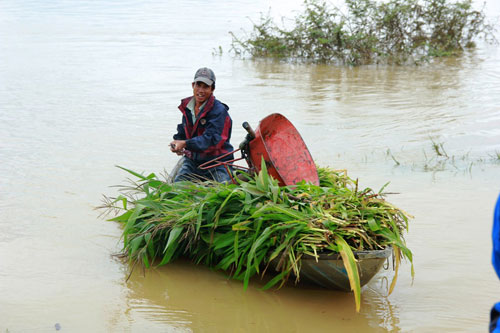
[100, 162, 414, 311]
[430, 138, 449, 157]
[230, 0, 495, 65]
[387, 148, 401, 166]
[212, 45, 223, 56]
[491, 151, 500, 161]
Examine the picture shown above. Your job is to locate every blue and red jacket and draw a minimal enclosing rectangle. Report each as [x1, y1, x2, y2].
[173, 95, 234, 163]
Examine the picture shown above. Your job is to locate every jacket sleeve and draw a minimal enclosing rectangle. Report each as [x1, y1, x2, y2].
[185, 105, 228, 152]
[174, 117, 186, 140]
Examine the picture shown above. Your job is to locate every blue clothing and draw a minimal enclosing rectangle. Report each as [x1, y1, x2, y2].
[493, 193, 500, 278]
[173, 94, 234, 182]
[491, 194, 500, 333]
[491, 303, 500, 333]
[173, 157, 232, 183]
[173, 95, 234, 163]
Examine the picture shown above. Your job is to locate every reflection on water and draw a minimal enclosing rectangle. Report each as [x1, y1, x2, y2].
[363, 279, 401, 333]
[0, 0, 499, 331]
[122, 259, 391, 332]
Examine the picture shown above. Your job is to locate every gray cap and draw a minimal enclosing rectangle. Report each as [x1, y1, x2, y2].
[193, 67, 216, 86]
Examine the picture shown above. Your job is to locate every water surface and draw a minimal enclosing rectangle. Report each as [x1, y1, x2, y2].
[1, 0, 499, 331]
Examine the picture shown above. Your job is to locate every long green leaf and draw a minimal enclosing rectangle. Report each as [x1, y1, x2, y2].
[116, 165, 148, 180]
[159, 226, 183, 265]
[335, 235, 361, 312]
[123, 204, 145, 244]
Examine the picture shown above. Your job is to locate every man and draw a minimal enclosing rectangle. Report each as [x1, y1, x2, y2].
[170, 67, 234, 182]
[491, 194, 500, 332]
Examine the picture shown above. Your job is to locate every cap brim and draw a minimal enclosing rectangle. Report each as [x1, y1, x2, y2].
[193, 77, 214, 86]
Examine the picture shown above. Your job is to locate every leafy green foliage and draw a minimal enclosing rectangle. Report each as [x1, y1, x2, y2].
[230, 0, 495, 65]
[100, 165, 413, 311]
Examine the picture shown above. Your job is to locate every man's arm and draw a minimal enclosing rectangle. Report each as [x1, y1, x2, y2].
[171, 117, 187, 155]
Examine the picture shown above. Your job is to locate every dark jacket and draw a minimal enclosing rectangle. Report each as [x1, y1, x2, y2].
[173, 95, 234, 163]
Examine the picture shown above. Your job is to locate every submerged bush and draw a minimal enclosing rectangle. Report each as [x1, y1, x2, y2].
[230, 0, 495, 65]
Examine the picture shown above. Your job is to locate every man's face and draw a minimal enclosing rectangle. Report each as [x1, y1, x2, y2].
[192, 81, 214, 105]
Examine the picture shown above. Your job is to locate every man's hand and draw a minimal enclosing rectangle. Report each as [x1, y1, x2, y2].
[170, 140, 187, 155]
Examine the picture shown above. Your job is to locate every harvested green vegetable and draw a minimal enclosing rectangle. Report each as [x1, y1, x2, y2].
[100, 161, 413, 311]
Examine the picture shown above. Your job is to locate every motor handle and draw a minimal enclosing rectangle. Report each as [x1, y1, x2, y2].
[242, 122, 256, 140]
[239, 122, 256, 150]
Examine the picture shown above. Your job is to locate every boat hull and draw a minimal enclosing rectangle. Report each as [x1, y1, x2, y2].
[298, 247, 392, 290]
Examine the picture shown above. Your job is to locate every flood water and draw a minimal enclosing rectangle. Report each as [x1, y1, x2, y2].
[1, 0, 500, 331]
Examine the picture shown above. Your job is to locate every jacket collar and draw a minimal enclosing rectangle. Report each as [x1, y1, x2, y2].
[178, 95, 216, 137]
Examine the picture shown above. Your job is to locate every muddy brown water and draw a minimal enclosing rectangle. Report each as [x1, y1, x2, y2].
[1, 0, 499, 331]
